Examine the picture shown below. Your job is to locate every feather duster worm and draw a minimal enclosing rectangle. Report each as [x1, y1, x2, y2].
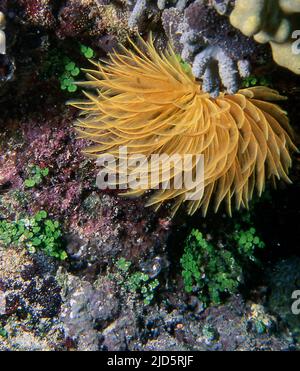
[70, 36, 297, 216]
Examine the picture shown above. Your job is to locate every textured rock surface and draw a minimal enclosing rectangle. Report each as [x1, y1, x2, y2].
[266, 257, 300, 344]
[0, 247, 64, 350]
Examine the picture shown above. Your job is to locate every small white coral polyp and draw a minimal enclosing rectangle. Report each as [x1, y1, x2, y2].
[71, 36, 297, 216]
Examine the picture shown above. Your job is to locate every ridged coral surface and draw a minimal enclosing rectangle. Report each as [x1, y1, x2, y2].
[71, 37, 297, 216]
[230, 0, 300, 74]
[0, 11, 6, 55]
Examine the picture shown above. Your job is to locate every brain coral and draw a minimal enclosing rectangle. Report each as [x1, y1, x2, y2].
[71, 36, 297, 216]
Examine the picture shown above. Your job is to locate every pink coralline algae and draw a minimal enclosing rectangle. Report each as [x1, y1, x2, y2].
[19, 0, 56, 28]
[16, 109, 90, 216]
[0, 151, 22, 189]
[0, 105, 171, 268]
[57, 0, 93, 38]
[14, 0, 133, 48]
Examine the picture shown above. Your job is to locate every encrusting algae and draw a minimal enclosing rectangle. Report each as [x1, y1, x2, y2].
[70, 35, 297, 216]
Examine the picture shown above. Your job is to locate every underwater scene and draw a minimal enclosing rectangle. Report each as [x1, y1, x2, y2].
[0, 0, 300, 355]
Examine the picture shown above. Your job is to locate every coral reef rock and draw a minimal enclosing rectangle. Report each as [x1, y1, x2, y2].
[266, 257, 300, 344]
[128, 0, 191, 29]
[177, 0, 264, 97]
